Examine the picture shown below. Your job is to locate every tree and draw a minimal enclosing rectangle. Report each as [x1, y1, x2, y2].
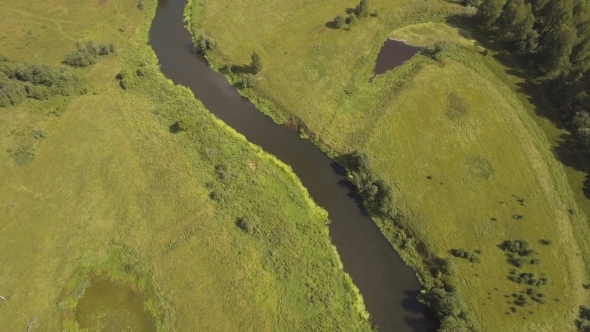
[250, 52, 262, 74]
[196, 31, 216, 54]
[334, 14, 345, 29]
[355, 0, 370, 18]
[496, 0, 538, 54]
[477, 0, 508, 27]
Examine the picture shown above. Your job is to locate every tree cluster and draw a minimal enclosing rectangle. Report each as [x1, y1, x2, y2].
[347, 151, 395, 218]
[0, 56, 83, 107]
[450, 248, 481, 263]
[331, 0, 378, 30]
[63, 40, 117, 67]
[472, 0, 590, 152]
[419, 287, 477, 331]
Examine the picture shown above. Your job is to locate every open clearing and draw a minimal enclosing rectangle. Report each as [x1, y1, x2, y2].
[0, 0, 370, 331]
[193, 0, 590, 329]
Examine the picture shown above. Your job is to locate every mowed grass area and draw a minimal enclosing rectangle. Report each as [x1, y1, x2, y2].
[193, 0, 590, 329]
[0, 0, 371, 331]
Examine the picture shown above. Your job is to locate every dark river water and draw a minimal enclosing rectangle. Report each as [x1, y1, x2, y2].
[149, 1, 435, 330]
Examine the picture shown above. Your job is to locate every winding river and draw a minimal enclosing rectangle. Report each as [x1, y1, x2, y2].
[149, 1, 435, 330]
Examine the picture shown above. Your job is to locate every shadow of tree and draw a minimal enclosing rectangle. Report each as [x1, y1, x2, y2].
[403, 290, 440, 331]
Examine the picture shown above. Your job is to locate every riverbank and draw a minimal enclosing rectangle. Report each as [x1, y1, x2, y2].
[0, 0, 372, 330]
[188, 0, 590, 329]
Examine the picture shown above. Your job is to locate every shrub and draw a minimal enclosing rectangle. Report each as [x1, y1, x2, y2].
[177, 115, 197, 132]
[333, 15, 345, 29]
[348, 14, 358, 27]
[419, 287, 476, 331]
[347, 151, 371, 172]
[355, 0, 370, 18]
[240, 74, 256, 88]
[423, 41, 451, 61]
[195, 31, 216, 54]
[500, 239, 535, 256]
[137, 0, 145, 10]
[0, 72, 27, 107]
[237, 218, 257, 234]
[63, 40, 116, 67]
[250, 52, 262, 74]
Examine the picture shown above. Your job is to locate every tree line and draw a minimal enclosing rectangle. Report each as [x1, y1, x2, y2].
[469, 0, 590, 153]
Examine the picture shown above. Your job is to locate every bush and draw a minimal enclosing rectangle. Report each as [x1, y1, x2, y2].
[423, 41, 451, 61]
[240, 74, 256, 89]
[63, 40, 116, 67]
[195, 31, 216, 54]
[419, 287, 476, 331]
[177, 115, 197, 132]
[137, 0, 145, 10]
[237, 218, 257, 234]
[0, 72, 27, 107]
[333, 15, 345, 29]
[500, 239, 535, 256]
[250, 52, 262, 74]
[347, 15, 358, 27]
[355, 0, 370, 18]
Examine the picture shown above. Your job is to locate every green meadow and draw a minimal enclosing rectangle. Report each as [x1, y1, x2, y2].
[0, 0, 371, 331]
[191, 0, 590, 330]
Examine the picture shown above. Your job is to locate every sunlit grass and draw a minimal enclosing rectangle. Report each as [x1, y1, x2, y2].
[192, 0, 590, 328]
[0, 0, 370, 331]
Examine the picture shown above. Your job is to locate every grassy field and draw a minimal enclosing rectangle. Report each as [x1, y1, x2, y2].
[192, 0, 590, 329]
[0, 0, 372, 331]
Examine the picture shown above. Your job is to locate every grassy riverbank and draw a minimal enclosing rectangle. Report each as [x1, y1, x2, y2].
[190, 0, 590, 329]
[0, 0, 371, 331]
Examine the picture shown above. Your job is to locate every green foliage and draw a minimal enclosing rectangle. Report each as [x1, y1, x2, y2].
[355, 0, 370, 18]
[240, 73, 256, 88]
[419, 287, 476, 331]
[0, 60, 83, 107]
[347, 150, 371, 173]
[63, 40, 117, 67]
[250, 52, 262, 74]
[236, 217, 257, 234]
[499, 239, 534, 256]
[176, 114, 197, 132]
[7, 144, 35, 166]
[450, 248, 481, 263]
[195, 30, 216, 54]
[423, 41, 451, 61]
[333, 14, 345, 29]
[0, 72, 27, 107]
[137, 0, 145, 10]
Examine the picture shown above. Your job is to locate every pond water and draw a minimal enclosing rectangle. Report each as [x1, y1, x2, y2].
[371, 39, 422, 81]
[149, 1, 437, 330]
[75, 278, 154, 332]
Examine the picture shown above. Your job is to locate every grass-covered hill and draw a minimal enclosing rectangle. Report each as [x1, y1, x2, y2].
[0, 0, 371, 331]
[189, 0, 590, 330]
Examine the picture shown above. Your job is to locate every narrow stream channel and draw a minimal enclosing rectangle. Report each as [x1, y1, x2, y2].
[149, 1, 436, 330]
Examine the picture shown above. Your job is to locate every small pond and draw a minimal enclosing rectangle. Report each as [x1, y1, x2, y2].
[75, 278, 155, 332]
[371, 39, 422, 81]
